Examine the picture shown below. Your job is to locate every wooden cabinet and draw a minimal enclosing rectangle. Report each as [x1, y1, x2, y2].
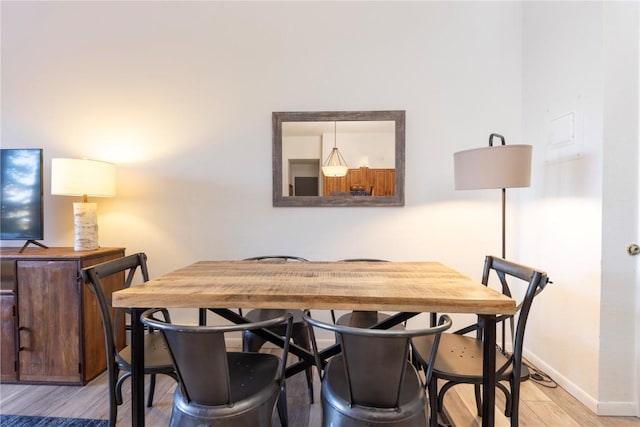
[323, 166, 395, 196]
[0, 247, 125, 385]
[0, 290, 16, 382]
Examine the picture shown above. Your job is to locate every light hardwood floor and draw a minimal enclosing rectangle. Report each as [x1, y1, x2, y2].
[1, 365, 637, 427]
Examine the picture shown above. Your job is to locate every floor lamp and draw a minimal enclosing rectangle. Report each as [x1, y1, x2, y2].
[453, 133, 532, 259]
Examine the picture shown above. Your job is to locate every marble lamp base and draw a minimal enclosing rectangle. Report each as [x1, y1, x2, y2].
[73, 202, 99, 251]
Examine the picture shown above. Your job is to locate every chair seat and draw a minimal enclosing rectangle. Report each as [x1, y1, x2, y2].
[412, 333, 530, 383]
[227, 352, 281, 403]
[322, 355, 426, 423]
[117, 332, 175, 373]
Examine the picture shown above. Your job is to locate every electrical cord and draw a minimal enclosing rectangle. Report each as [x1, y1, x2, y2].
[496, 346, 558, 388]
[522, 357, 557, 388]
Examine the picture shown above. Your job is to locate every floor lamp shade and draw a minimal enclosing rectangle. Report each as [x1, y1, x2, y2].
[454, 144, 532, 190]
[51, 158, 116, 251]
[453, 138, 532, 260]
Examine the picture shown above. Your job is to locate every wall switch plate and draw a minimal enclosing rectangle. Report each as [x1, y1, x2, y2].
[546, 112, 581, 164]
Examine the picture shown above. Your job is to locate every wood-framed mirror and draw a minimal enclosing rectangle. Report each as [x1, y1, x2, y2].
[273, 110, 405, 207]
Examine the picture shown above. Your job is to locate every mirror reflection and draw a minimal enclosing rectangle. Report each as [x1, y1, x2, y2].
[273, 111, 405, 207]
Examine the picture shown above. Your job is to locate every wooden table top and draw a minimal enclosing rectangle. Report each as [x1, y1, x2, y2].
[112, 260, 515, 315]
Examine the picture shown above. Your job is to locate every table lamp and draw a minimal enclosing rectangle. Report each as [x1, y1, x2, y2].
[51, 158, 116, 251]
[453, 133, 532, 258]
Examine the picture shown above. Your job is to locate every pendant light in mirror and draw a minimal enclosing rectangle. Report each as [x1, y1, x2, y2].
[322, 121, 348, 177]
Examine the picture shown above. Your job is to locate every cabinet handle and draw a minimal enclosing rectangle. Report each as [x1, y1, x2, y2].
[18, 326, 28, 351]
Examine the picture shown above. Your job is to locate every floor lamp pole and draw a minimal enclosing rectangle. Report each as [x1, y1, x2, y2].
[453, 134, 533, 354]
[501, 187, 506, 259]
[500, 187, 507, 353]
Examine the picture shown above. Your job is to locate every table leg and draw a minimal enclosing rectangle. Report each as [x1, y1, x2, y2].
[208, 308, 317, 371]
[131, 308, 145, 427]
[481, 315, 496, 427]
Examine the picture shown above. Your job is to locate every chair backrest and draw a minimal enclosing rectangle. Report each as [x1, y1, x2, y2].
[141, 309, 293, 406]
[303, 310, 451, 409]
[243, 255, 308, 262]
[480, 256, 549, 376]
[81, 253, 150, 366]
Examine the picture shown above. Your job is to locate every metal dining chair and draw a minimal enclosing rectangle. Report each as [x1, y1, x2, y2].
[240, 255, 315, 404]
[412, 255, 550, 427]
[81, 253, 178, 427]
[303, 310, 452, 427]
[142, 308, 293, 427]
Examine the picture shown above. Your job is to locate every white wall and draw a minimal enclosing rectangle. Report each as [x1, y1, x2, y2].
[521, 0, 604, 407]
[521, 0, 639, 416]
[2, 0, 637, 416]
[0, 0, 525, 385]
[600, 1, 639, 416]
[1, 0, 522, 270]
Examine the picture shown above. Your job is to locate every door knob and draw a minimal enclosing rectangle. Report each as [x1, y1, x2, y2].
[627, 243, 640, 256]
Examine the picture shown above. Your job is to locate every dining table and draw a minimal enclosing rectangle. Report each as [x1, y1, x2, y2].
[112, 260, 515, 427]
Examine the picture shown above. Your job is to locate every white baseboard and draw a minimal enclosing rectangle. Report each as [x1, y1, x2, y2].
[596, 401, 640, 417]
[524, 349, 639, 417]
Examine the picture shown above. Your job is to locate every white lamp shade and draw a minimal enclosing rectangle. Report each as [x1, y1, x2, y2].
[322, 165, 349, 177]
[322, 146, 349, 177]
[454, 144, 532, 190]
[51, 158, 116, 197]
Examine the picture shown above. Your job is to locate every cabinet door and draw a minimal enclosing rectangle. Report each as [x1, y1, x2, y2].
[17, 260, 81, 383]
[0, 292, 17, 381]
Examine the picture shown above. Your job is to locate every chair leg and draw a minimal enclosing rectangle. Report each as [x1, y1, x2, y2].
[428, 377, 439, 427]
[292, 325, 314, 404]
[411, 347, 422, 371]
[497, 382, 512, 417]
[474, 384, 483, 417]
[108, 373, 118, 427]
[277, 384, 288, 427]
[108, 398, 117, 427]
[147, 373, 156, 407]
[303, 358, 314, 404]
[509, 379, 520, 427]
[115, 372, 130, 405]
[243, 330, 267, 353]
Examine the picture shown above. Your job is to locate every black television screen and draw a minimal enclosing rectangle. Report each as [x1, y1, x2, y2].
[0, 149, 44, 241]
